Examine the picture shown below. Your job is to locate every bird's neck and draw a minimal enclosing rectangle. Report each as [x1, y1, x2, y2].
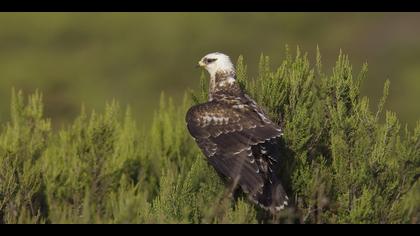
[209, 70, 242, 101]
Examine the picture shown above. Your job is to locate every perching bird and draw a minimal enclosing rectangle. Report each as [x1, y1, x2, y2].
[186, 52, 288, 213]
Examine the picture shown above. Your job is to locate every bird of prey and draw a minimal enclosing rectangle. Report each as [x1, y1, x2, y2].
[186, 52, 288, 213]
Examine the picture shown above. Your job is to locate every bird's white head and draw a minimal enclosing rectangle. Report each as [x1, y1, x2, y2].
[198, 52, 235, 78]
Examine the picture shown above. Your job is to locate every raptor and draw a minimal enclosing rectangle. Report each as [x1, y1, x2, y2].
[186, 52, 288, 213]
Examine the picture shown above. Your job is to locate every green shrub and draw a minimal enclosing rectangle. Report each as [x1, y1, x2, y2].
[0, 47, 418, 224]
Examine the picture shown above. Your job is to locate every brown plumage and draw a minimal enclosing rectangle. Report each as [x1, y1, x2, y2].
[186, 52, 288, 213]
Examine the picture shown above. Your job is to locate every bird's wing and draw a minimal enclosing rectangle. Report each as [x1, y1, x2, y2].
[186, 100, 283, 196]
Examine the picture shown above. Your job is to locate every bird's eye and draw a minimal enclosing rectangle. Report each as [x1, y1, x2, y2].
[205, 58, 217, 64]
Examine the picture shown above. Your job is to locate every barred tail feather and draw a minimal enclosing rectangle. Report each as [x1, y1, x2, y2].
[255, 178, 288, 213]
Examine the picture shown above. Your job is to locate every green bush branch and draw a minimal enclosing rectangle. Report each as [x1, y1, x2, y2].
[0, 48, 418, 224]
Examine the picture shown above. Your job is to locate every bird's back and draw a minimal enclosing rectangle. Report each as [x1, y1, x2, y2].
[186, 94, 288, 213]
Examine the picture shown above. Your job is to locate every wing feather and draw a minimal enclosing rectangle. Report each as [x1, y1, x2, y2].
[186, 99, 283, 199]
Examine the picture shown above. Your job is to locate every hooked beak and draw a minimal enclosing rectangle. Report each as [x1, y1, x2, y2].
[196, 60, 206, 68]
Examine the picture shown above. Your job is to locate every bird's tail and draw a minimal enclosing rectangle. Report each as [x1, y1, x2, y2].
[255, 176, 289, 214]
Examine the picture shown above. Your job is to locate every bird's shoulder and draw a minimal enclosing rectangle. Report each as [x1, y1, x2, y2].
[185, 95, 258, 125]
[186, 93, 282, 140]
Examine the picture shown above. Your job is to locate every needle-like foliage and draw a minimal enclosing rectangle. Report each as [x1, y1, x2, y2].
[0, 47, 418, 224]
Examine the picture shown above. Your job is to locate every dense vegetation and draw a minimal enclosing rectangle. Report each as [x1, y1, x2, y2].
[0, 48, 419, 223]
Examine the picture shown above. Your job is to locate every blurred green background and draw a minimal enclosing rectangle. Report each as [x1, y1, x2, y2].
[0, 13, 419, 127]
